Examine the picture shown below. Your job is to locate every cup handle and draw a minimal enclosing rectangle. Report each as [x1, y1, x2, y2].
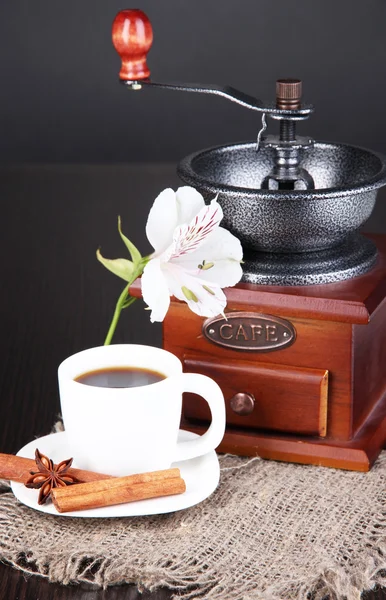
[172, 373, 226, 462]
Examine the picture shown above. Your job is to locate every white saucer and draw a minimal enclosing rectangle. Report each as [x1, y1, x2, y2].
[11, 430, 220, 518]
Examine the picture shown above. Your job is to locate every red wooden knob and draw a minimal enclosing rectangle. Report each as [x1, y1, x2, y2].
[112, 9, 153, 81]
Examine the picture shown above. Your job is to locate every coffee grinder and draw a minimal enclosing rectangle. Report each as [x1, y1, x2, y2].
[112, 9, 386, 471]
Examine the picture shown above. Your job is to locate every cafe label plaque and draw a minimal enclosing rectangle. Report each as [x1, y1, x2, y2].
[203, 311, 296, 352]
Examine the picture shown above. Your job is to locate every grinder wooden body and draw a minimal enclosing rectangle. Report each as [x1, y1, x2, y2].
[132, 234, 386, 472]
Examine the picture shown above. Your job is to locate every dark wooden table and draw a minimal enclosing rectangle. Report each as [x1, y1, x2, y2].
[0, 164, 385, 599]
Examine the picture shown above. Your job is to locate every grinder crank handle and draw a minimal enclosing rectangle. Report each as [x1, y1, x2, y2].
[111, 9, 313, 121]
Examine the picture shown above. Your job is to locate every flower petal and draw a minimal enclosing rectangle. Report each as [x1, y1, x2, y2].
[161, 263, 227, 318]
[145, 188, 179, 254]
[175, 227, 243, 287]
[198, 259, 243, 288]
[175, 187, 205, 225]
[181, 277, 227, 318]
[170, 199, 223, 260]
[141, 258, 171, 322]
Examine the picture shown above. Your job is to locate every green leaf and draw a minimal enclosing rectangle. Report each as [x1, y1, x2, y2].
[121, 296, 137, 309]
[96, 249, 135, 282]
[118, 216, 142, 266]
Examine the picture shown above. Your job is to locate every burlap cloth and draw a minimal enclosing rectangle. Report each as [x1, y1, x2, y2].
[0, 442, 385, 600]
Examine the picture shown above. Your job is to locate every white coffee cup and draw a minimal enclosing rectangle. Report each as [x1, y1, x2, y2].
[58, 344, 226, 476]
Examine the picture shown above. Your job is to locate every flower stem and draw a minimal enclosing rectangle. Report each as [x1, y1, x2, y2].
[103, 258, 150, 346]
[103, 283, 131, 345]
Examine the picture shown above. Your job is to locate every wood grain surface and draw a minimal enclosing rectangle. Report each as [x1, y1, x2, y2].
[0, 164, 385, 599]
[183, 354, 328, 436]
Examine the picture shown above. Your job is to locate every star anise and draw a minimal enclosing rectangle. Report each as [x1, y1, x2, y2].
[25, 448, 81, 505]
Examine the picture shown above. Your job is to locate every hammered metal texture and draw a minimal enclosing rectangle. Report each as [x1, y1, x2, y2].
[178, 142, 386, 254]
[242, 234, 377, 285]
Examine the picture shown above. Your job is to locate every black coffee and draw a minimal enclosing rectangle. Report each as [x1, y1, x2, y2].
[75, 366, 166, 388]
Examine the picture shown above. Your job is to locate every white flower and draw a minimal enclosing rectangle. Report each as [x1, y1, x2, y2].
[141, 187, 243, 322]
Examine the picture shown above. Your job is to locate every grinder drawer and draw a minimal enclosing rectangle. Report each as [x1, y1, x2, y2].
[183, 355, 328, 437]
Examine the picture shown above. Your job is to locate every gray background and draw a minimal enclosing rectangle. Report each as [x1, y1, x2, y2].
[0, 0, 386, 164]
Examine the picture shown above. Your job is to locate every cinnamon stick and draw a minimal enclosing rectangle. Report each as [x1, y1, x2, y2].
[51, 468, 186, 513]
[0, 453, 112, 484]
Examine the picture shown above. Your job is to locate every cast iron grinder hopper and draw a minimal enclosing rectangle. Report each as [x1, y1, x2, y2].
[112, 9, 386, 286]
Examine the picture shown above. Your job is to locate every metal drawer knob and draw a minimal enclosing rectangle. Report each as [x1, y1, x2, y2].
[230, 392, 255, 416]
